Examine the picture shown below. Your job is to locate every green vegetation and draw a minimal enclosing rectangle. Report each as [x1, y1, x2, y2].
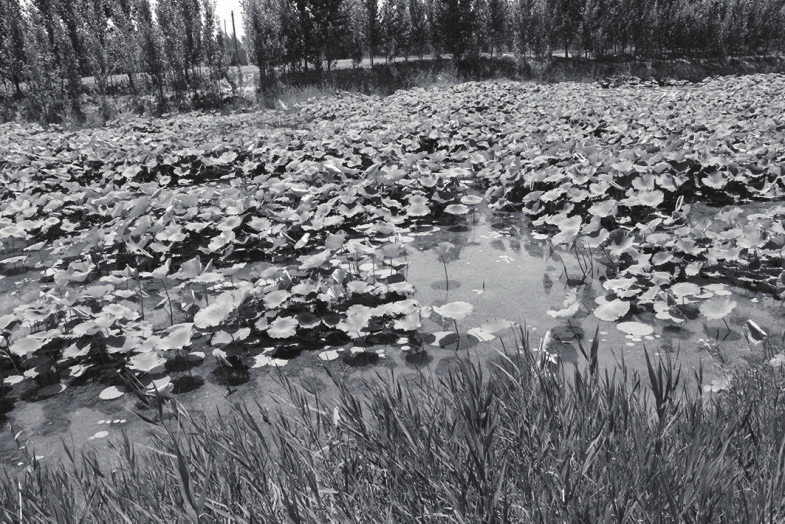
[3, 70, 785, 520]
[3, 332, 785, 521]
[2, 0, 785, 123]
[2, 75, 785, 419]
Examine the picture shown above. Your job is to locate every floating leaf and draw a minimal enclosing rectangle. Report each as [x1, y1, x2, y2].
[146, 376, 172, 393]
[263, 289, 291, 309]
[338, 305, 373, 337]
[325, 232, 346, 250]
[211, 331, 233, 346]
[670, 282, 701, 299]
[636, 190, 664, 207]
[434, 241, 454, 258]
[158, 323, 193, 351]
[700, 297, 737, 320]
[547, 289, 580, 318]
[552, 214, 582, 246]
[129, 351, 166, 373]
[588, 199, 617, 217]
[703, 172, 727, 189]
[480, 318, 517, 333]
[250, 354, 288, 368]
[296, 311, 322, 329]
[99, 386, 124, 401]
[194, 291, 243, 329]
[433, 301, 473, 321]
[461, 195, 483, 206]
[444, 204, 470, 215]
[267, 317, 298, 338]
[467, 327, 495, 342]
[10, 335, 47, 357]
[617, 322, 654, 337]
[4, 375, 24, 386]
[393, 312, 421, 331]
[746, 319, 767, 343]
[38, 384, 66, 397]
[593, 299, 630, 322]
[294, 233, 310, 249]
[299, 250, 332, 270]
[319, 349, 342, 361]
[429, 331, 455, 346]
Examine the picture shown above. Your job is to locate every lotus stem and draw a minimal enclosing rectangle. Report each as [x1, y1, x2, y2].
[453, 318, 460, 350]
[722, 318, 731, 341]
[441, 256, 449, 291]
[160, 279, 174, 326]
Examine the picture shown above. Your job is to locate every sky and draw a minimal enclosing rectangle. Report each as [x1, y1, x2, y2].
[214, 0, 245, 38]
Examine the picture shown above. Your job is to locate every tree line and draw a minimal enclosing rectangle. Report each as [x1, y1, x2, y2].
[242, 0, 785, 73]
[1, 0, 784, 120]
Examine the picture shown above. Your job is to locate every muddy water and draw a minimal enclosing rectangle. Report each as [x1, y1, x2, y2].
[1, 208, 778, 469]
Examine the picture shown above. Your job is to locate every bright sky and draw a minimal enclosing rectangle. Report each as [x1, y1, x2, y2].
[214, 0, 245, 38]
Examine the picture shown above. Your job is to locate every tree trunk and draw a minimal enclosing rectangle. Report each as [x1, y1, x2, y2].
[126, 72, 136, 94]
[13, 76, 23, 98]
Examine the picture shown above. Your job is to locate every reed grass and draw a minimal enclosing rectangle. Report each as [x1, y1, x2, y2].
[2, 328, 785, 522]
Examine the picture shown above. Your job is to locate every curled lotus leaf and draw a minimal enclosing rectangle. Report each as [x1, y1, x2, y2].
[267, 317, 298, 338]
[298, 250, 332, 270]
[480, 318, 517, 333]
[194, 292, 239, 329]
[406, 203, 430, 217]
[393, 312, 421, 331]
[703, 172, 727, 189]
[10, 334, 48, 357]
[460, 195, 483, 206]
[433, 301, 473, 321]
[547, 290, 580, 318]
[338, 305, 373, 337]
[264, 290, 292, 309]
[636, 190, 664, 207]
[444, 204, 470, 215]
[158, 323, 193, 351]
[129, 351, 166, 373]
[670, 282, 702, 299]
[296, 311, 322, 329]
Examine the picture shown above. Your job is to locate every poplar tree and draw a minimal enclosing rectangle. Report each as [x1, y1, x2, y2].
[0, 0, 27, 96]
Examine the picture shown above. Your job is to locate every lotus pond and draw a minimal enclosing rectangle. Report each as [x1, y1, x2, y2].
[2, 74, 785, 466]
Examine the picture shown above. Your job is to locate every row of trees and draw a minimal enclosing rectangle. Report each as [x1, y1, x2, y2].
[244, 0, 785, 72]
[2, 0, 785, 119]
[0, 0, 238, 120]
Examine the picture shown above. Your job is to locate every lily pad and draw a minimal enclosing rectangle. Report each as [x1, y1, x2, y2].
[444, 204, 470, 215]
[99, 386, 125, 401]
[617, 322, 654, 337]
[433, 301, 473, 321]
[129, 351, 166, 373]
[267, 317, 298, 339]
[700, 297, 737, 320]
[593, 299, 630, 322]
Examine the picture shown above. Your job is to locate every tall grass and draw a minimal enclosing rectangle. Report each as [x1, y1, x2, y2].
[3, 329, 785, 522]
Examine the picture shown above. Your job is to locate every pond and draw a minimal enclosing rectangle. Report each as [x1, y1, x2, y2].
[4, 75, 785, 471]
[1, 204, 775, 469]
